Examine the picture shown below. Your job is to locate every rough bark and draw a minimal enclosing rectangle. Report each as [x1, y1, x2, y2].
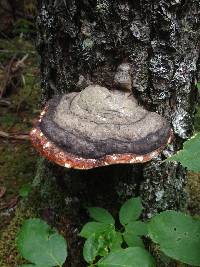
[35, 1, 200, 266]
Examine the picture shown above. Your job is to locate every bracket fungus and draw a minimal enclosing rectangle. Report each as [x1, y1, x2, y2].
[30, 85, 172, 170]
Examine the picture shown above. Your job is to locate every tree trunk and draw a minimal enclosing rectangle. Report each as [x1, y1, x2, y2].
[35, 1, 200, 266]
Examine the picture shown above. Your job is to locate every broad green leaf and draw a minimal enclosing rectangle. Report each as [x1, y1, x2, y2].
[88, 207, 115, 224]
[166, 133, 200, 172]
[125, 221, 148, 236]
[123, 234, 144, 248]
[17, 218, 67, 266]
[197, 82, 200, 90]
[97, 247, 155, 267]
[96, 234, 109, 257]
[83, 234, 99, 263]
[119, 197, 143, 225]
[124, 221, 147, 248]
[80, 222, 113, 239]
[107, 231, 123, 251]
[148, 211, 200, 266]
[19, 184, 32, 198]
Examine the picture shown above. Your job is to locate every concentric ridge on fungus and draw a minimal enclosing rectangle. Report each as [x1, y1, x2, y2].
[30, 85, 173, 169]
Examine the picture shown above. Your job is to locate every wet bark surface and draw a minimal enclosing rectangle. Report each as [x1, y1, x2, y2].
[36, 1, 200, 266]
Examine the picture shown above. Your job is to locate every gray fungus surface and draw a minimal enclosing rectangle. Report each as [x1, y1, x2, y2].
[40, 85, 171, 158]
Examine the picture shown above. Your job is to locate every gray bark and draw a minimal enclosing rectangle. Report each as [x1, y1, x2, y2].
[35, 1, 200, 266]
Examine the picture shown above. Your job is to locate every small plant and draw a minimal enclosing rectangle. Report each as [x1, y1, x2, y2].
[79, 198, 155, 266]
[16, 218, 68, 267]
[80, 197, 200, 267]
[16, 198, 200, 267]
[19, 184, 32, 198]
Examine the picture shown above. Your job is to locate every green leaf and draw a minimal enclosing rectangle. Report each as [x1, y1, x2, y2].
[166, 133, 200, 172]
[196, 82, 200, 90]
[97, 247, 155, 267]
[16, 218, 67, 266]
[83, 234, 99, 263]
[119, 197, 143, 225]
[96, 234, 109, 257]
[148, 211, 200, 266]
[125, 221, 148, 236]
[80, 222, 113, 239]
[107, 231, 123, 251]
[123, 234, 144, 248]
[123, 221, 147, 248]
[19, 184, 32, 198]
[88, 207, 115, 225]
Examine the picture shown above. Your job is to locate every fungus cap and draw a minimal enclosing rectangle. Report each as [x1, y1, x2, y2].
[30, 85, 172, 169]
